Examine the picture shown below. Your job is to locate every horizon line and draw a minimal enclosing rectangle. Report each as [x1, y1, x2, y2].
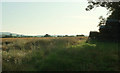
[0, 31, 89, 36]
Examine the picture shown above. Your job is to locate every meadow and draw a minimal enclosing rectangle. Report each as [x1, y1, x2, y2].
[1, 37, 119, 71]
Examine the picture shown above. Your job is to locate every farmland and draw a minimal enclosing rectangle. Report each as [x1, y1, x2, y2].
[1, 37, 119, 71]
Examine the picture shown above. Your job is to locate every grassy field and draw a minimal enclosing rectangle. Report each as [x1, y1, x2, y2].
[1, 37, 119, 71]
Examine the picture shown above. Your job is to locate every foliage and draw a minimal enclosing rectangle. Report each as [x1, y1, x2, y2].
[86, 1, 120, 23]
[86, 1, 120, 41]
[44, 34, 51, 37]
[2, 37, 119, 71]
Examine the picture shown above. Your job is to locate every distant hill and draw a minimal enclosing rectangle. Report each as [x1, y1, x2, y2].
[0, 32, 88, 38]
[0, 32, 25, 38]
[0, 32, 12, 35]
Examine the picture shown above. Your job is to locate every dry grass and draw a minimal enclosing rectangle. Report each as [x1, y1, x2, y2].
[2, 37, 119, 71]
[2, 37, 87, 41]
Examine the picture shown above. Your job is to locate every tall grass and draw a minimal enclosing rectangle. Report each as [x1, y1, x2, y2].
[2, 37, 119, 71]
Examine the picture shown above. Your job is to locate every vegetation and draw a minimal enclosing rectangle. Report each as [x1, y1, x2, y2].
[86, 1, 120, 41]
[2, 37, 119, 71]
[1, 33, 84, 38]
[1, 1, 119, 72]
[44, 34, 51, 37]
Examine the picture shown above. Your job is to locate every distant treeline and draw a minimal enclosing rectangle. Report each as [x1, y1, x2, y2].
[1, 34, 85, 38]
[1, 35, 37, 38]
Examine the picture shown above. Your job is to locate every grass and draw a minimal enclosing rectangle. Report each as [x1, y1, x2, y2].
[1, 37, 119, 71]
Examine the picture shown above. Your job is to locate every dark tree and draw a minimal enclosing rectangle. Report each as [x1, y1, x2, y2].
[86, 1, 120, 41]
[76, 34, 85, 37]
[44, 34, 51, 37]
[86, 1, 120, 20]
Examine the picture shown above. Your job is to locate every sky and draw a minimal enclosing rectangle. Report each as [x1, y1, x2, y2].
[1, 0, 109, 36]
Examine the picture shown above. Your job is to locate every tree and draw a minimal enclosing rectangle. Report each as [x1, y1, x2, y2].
[86, 1, 120, 21]
[86, 1, 120, 41]
[44, 34, 51, 37]
[76, 34, 85, 37]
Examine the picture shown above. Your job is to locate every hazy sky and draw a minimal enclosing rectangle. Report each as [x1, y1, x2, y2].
[2, 1, 108, 35]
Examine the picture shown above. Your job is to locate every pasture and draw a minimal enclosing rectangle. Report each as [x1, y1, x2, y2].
[1, 37, 119, 71]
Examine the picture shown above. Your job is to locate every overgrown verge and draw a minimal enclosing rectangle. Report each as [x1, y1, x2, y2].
[2, 37, 119, 71]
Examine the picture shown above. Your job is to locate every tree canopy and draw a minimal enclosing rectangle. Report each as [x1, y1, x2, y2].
[86, 1, 120, 20]
[86, 1, 120, 41]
